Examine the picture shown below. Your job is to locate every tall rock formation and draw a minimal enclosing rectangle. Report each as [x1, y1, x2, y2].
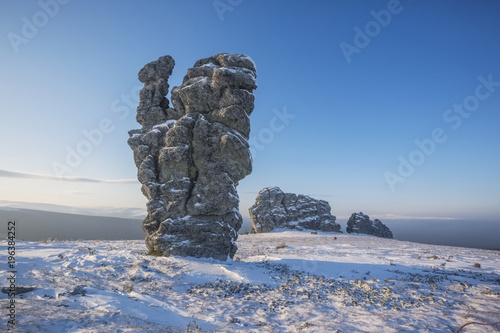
[249, 186, 341, 233]
[128, 53, 257, 260]
[346, 212, 393, 239]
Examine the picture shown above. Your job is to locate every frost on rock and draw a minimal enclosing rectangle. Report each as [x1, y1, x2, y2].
[346, 212, 393, 239]
[249, 186, 341, 233]
[128, 53, 257, 260]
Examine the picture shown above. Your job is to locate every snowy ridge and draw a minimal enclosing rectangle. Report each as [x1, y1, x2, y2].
[1, 231, 499, 332]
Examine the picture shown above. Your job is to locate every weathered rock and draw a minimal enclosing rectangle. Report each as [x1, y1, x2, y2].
[249, 186, 341, 233]
[128, 53, 257, 260]
[345, 212, 393, 239]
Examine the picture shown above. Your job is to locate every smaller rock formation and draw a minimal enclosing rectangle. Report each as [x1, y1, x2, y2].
[249, 186, 341, 233]
[346, 212, 393, 239]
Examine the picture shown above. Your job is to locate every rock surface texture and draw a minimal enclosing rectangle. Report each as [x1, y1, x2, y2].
[249, 186, 341, 233]
[128, 53, 257, 260]
[346, 212, 393, 239]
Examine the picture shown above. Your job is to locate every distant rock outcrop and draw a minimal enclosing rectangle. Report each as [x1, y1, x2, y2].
[128, 53, 257, 260]
[346, 212, 393, 239]
[249, 186, 341, 233]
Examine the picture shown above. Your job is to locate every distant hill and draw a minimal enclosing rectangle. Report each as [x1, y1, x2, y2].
[1, 206, 499, 250]
[0, 208, 143, 241]
[0, 200, 146, 219]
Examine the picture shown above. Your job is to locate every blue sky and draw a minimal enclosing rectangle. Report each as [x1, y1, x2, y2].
[0, 0, 499, 221]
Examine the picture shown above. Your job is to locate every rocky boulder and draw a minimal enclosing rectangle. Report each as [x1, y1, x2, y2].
[128, 53, 257, 260]
[249, 186, 341, 233]
[345, 212, 393, 239]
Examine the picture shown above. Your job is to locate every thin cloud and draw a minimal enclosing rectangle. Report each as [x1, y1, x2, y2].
[64, 190, 92, 196]
[242, 190, 334, 199]
[0, 169, 138, 184]
[307, 193, 335, 198]
[373, 214, 460, 221]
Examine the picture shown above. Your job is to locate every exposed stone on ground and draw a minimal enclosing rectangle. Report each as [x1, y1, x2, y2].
[345, 212, 393, 239]
[128, 53, 257, 260]
[249, 186, 341, 233]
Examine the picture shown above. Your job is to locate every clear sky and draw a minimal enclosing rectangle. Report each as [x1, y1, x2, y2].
[1, 0, 499, 222]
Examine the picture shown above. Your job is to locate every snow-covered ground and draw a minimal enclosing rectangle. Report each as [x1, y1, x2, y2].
[1, 229, 499, 332]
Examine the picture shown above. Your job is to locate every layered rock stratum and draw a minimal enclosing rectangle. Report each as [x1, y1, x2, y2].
[249, 186, 341, 233]
[346, 212, 393, 239]
[128, 53, 257, 260]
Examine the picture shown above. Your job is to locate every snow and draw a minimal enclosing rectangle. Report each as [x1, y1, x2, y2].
[1, 230, 499, 332]
[218, 67, 256, 82]
[225, 129, 247, 146]
[169, 189, 186, 194]
[240, 55, 257, 71]
[201, 62, 217, 69]
[153, 120, 177, 129]
[220, 67, 239, 74]
[228, 192, 240, 203]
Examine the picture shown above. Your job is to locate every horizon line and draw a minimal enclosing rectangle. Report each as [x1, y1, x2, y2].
[0, 169, 138, 184]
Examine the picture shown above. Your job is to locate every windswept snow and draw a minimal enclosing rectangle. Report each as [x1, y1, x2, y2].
[1, 230, 499, 332]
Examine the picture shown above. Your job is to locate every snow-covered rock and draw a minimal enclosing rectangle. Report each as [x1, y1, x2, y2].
[249, 186, 341, 233]
[128, 54, 257, 260]
[346, 212, 393, 239]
